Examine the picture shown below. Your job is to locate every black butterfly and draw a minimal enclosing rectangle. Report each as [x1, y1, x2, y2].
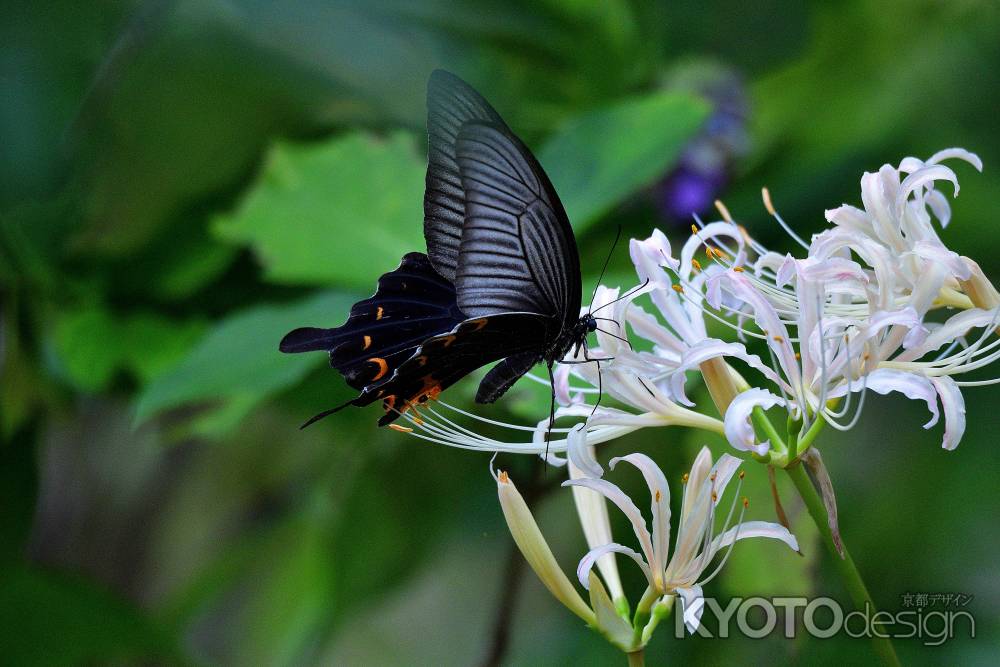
[280, 70, 605, 429]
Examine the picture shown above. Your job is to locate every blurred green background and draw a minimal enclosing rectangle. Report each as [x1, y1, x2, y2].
[3, 1, 999, 665]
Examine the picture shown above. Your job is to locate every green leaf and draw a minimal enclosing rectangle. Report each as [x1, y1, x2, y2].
[134, 292, 355, 428]
[540, 91, 711, 230]
[213, 132, 425, 288]
[0, 565, 184, 667]
[51, 307, 206, 392]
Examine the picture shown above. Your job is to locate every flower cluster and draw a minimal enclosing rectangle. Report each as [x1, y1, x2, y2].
[475, 148, 994, 660]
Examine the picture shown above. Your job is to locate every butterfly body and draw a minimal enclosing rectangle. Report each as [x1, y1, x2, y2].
[281, 70, 593, 427]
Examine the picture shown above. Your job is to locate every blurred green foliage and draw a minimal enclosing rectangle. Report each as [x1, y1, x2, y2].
[2, 0, 1000, 665]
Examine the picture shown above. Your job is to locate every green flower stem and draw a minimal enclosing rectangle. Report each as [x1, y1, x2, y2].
[785, 462, 901, 667]
[626, 650, 645, 667]
[640, 596, 674, 644]
[630, 585, 659, 647]
[795, 409, 828, 456]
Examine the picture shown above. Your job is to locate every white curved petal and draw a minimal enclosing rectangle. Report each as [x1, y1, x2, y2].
[930, 376, 966, 451]
[577, 543, 651, 589]
[723, 389, 783, 454]
[925, 147, 983, 172]
[776, 253, 797, 287]
[610, 453, 671, 569]
[678, 339, 790, 394]
[563, 477, 655, 567]
[629, 229, 678, 290]
[708, 520, 800, 556]
[569, 460, 623, 601]
[912, 240, 972, 280]
[553, 363, 573, 406]
[567, 423, 603, 478]
[926, 189, 952, 227]
[799, 255, 869, 286]
[681, 446, 713, 523]
[824, 204, 873, 236]
[898, 308, 999, 361]
[896, 164, 959, 216]
[833, 369, 939, 428]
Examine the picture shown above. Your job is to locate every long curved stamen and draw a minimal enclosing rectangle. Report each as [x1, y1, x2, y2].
[687, 472, 744, 580]
[435, 400, 574, 433]
[823, 335, 858, 420]
[822, 372, 870, 431]
[763, 337, 796, 415]
[762, 187, 810, 251]
[696, 496, 749, 588]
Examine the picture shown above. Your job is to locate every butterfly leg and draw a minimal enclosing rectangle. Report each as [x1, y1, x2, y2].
[545, 360, 556, 463]
[476, 351, 541, 404]
[590, 359, 603, 417]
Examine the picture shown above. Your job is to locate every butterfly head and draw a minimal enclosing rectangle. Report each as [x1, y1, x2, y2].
[583, 313, 598, 334]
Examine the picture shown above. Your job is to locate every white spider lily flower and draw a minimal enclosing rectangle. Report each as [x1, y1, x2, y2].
[705, 258, 1000, 451]
[564, 448, 799, 634]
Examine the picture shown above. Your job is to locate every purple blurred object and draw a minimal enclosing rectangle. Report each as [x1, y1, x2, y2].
[655, 64, 749, 224]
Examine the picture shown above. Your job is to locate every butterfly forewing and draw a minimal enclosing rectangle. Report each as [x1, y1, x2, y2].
[424, 70, 512, 283]
[453, 122, 582, 324]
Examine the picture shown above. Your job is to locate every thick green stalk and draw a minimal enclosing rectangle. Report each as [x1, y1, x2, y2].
[785, 463, 900, 667]
[626, 650, 645, 667]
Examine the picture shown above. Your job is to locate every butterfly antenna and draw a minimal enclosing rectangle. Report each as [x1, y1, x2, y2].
[595, 327, 633, 351]
[587, 225, 623, 314]
[591, 278, 650, 315]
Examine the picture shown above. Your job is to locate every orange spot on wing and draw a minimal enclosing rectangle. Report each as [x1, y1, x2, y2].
[376, 306, 384, 320]
[363, 335, 372, 350]
[467, 318, 489, 331]
[438, 335, 457, 347]
[406, 377, 443, 409]
[368, 357, 389, 381]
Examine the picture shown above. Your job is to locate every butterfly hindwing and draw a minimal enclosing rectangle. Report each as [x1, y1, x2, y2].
[453, 121, 582, 326]
[343, 312, 554, 425]
[279, 253, 463, 390]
